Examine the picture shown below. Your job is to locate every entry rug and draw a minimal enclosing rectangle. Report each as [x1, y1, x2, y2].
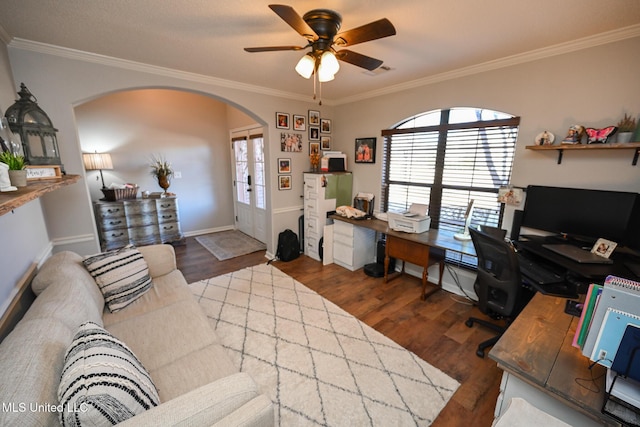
[195, 230, 266, 260]
[190, 264, 459, 426]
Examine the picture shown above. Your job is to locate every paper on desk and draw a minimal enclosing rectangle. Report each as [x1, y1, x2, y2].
[356, 192, 374, 201]
[408, 203, 429, 216]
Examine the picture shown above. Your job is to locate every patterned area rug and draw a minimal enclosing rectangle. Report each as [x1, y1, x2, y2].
[195, 230, 266, 260]
[189, 264, 459, 426]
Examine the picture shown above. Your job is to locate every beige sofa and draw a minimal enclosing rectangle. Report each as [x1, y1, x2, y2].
[0, 244, 274, 426]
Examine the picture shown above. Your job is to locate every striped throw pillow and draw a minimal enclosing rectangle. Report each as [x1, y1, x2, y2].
[83, 245, 153, 312]
[58, 322, 159, 426]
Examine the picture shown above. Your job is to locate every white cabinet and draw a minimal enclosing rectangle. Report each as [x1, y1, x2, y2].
[303, 172, 352, 261]
[332, 220, 376, 271]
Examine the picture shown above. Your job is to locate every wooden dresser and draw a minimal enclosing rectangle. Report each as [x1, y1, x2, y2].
[93, 197, 184, 251]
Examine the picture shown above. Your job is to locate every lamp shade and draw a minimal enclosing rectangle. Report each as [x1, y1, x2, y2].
[318, 50, 339, 81]
[83, 153, 113, 171]
[295, 54, 315, 79]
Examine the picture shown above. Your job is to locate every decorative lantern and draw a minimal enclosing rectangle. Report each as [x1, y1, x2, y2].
[4, 83, 63, 170]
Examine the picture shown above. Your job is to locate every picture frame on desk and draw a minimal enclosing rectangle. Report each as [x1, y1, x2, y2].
[592, 238, 617, 258]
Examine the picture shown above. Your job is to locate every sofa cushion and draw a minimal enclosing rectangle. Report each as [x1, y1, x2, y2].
[31, 251, 105, 315]
[0, 318, 73, 427]
[105, 298, 221, 373]
[150, 342, 239, 402]
[58, 322, 160, 426]
[102, 269, 191, 327]
[83, 245, 153, 312]
[23, 263, 104, 329]
[137, 244, 177, 278]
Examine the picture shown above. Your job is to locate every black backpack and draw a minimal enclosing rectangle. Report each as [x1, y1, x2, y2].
[271, 229, 300, 263]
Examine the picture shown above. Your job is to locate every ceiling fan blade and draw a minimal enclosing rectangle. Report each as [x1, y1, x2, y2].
[269, 4, 318, 41]
[334, 18, 396, 47]
[244, 45, 306, 52]
[335, 49, 384, 71]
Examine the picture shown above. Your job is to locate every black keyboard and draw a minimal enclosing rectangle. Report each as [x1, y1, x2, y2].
[517, 253, 564, 285]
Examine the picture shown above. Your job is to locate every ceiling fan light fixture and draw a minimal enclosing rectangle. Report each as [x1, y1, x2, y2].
[319, 50, 340, 76]
[295, 54, 315, 79]
[318, 71, 335, 83]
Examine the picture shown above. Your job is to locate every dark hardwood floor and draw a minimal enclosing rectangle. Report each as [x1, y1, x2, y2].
[175, 236, 502, 427]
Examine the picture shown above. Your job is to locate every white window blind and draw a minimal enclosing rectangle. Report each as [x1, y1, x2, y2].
[381, 108, 519, 264]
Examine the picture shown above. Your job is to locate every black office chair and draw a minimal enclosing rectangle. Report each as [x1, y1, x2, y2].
[465, 226, 531, 358]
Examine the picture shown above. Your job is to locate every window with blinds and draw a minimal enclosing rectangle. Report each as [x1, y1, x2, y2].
[381, 108, 519, 264]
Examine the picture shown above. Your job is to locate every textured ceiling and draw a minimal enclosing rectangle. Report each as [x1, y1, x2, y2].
[0, 0, 639, 103]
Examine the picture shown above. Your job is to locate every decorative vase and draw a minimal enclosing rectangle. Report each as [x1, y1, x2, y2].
[617, 132, 633, 144]
[8, 169, 27, 187]
[157, 174, 171, 193]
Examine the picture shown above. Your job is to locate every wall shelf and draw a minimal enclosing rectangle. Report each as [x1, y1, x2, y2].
[0, 174, 81, 217]
[525, 142, 640, 165]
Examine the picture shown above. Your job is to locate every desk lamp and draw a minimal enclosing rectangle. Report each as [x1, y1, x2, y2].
[454, 199, 475, 241]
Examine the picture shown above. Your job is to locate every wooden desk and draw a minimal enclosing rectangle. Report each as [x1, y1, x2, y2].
[329, 215, 476, 298]
[490, 292, 619, 426]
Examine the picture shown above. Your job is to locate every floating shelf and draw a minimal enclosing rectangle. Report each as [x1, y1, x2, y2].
[526, 142, 640, 165]
[0, 174, 81, 217]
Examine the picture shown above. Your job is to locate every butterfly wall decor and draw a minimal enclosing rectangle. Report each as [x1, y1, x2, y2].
[585, 126, 617, 144]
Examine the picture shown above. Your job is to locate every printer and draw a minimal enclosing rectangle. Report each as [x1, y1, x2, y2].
[387, 203, 431, 233]
[321, 152, 347, 172]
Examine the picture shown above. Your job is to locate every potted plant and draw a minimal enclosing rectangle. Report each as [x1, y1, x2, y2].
[616, 113, 637, 143]
[0, 150, 27, 187]
[149, 155, 173, 193]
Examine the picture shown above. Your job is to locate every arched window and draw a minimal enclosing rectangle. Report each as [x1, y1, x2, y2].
[381, 107, 519, 261]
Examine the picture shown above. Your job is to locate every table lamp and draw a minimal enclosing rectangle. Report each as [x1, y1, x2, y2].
[83, 152, 113, 189]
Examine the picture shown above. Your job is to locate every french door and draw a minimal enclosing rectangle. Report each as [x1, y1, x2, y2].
[231, 127, 266, 243]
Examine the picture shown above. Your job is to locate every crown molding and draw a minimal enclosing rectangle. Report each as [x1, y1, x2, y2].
[335, 24, 640, 105]
[7, 23, 640, 107]
[7, 38, 312, 103]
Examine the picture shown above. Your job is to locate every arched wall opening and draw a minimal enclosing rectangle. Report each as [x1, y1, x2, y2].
[74, 87, 265, 239]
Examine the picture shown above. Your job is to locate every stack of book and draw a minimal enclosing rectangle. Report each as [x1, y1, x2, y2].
[573, 275, 640, 368]
[573, 275, 640, 421]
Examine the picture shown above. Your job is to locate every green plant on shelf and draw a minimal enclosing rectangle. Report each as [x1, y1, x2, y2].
[617, 113, 637, 133]
[0, 150, 26, 170]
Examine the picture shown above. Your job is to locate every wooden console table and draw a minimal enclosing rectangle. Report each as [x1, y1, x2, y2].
[490, 292, 622, 426]
[329, 215, 476, 298]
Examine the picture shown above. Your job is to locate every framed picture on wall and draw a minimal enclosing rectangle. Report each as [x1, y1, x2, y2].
[293, 115, 306, 131]
[276, 112, 289, 129]
[320, 118, 331, 134]
[280, 133, 302, 152]
[278, 158, 291, 173]
[309, 126, 319, 141]
[355, 137, 376, 163]
[321, 136, 331, 150]
[279, 175, 292, 190]
[308, 110, 320, 126]
[309, 142, 320, 155]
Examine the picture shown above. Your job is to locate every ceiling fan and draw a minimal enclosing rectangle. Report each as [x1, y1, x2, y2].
[245, 4, 396, 84]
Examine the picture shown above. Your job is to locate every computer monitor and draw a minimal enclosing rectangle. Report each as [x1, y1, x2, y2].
[521, 185, 639, 247]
